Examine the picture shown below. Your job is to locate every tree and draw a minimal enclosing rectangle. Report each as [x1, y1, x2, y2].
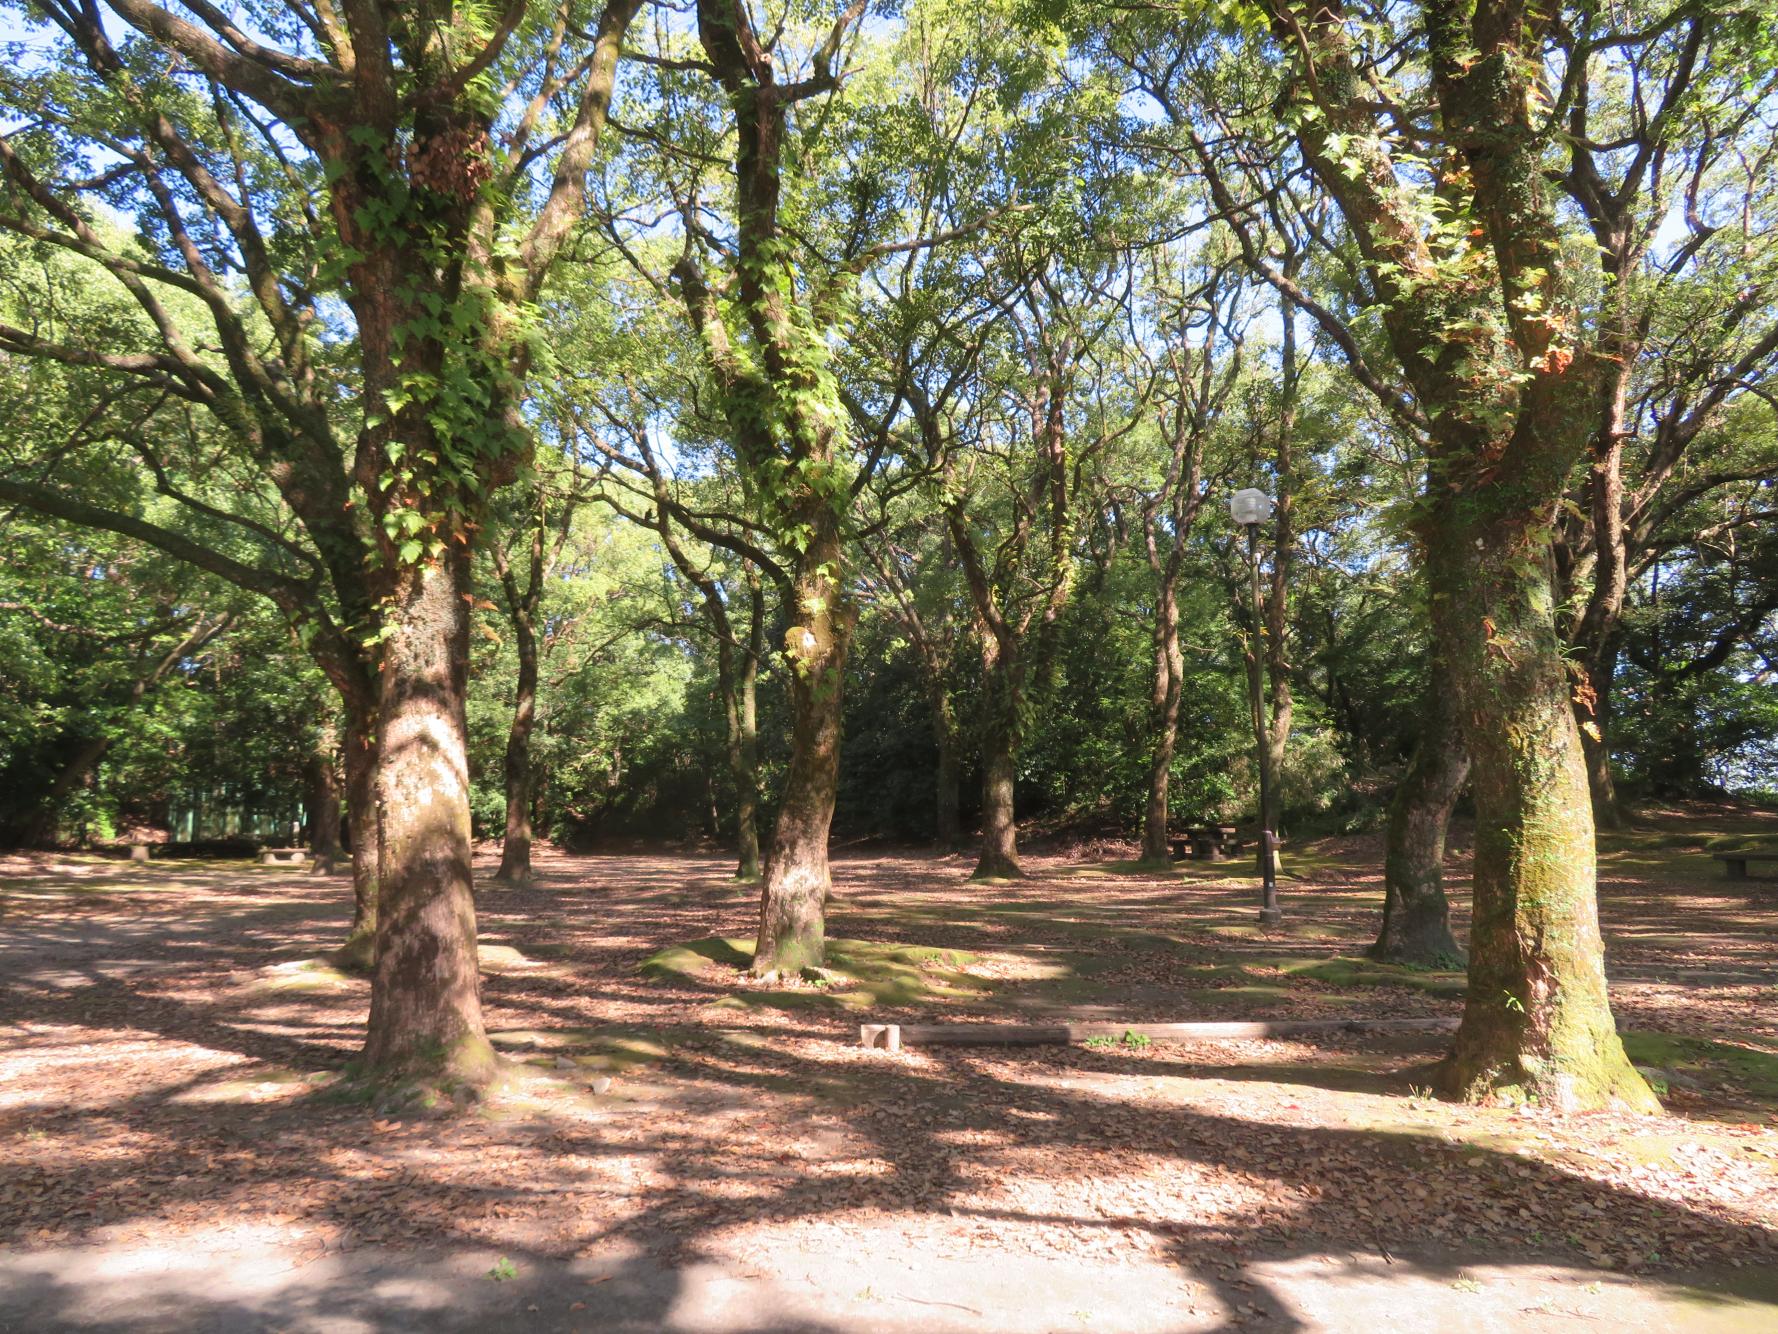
[860, 514, 968, 849]
[945, 247, 1146, 878]
[1128, 254, 1244, 864]
[1550, 9, 1778, 822]
[0, 0, 639, 1085]
[599, 0, 1002, 967]
[0, 516, 236, 845]
[1157, 0, 1671, 1107]
[485, 453, 595, 886]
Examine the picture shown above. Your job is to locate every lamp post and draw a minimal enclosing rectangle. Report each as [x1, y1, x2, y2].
[1229, 487, 1281, 925]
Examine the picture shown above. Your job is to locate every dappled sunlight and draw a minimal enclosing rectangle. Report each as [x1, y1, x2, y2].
[2, 841, 1776, 1329]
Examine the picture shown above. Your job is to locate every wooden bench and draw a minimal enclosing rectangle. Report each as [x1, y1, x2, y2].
[1714, 851, 1778, 881]
[260, 848, 307, 866]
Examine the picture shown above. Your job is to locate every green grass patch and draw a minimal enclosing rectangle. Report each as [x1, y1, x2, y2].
[1272, 956, 1467, 996]
[1703, 833, 1778, 855]
[1622, 1031, 1778, 1100]
[489, 1026, 674, 1072]
[641, 936, 990, 1013]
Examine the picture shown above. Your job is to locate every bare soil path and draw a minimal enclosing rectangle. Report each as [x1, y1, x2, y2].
[2, 809, 1776, 1330]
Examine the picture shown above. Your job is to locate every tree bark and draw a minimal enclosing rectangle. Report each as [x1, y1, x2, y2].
[733, 572, 763, 880]
[1577, 638, 1622, 826]
[1141, 580, 1185, 864]
[1372, 674, 1468, 965]
[972, 627, 1025, 879]
[933, 689, 962, 850]
[976, 712, 1023, 879]
[360, 553, 495, 1083]
[1428, 514, 1653, 1111]
[752, 519, 853, 975]
[336, 703, 380, 971]
[492, 606, 538, 885]
[1218, 0, 1657, 1110]
[306, 737, 343, 872]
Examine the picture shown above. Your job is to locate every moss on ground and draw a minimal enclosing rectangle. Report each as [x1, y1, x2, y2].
[1622, 1031, 1778, 1101]
[640, 936, 990, 1013]
[1202, 922, 1347, 941]
[1274, 956, 1468, 997]
[489, 1025, 674, 1072]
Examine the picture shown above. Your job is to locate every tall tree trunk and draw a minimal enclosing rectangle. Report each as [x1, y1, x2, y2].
[751, 522, 853, 976]
[307, 735, 343, 872]
[1568, 378, 1631, 831]
[493, 610, 539, 885]
[361, 553, 495, 1083]
[734, 580, 763, 880]
[1428, 514, 1654, 1111]
[25, 733, 112, 849]
[1211, 0, 1658, 1112]
[1141, 580, 1185, 864]
[718, 604, 763, 882]
[973, 637, 1024, 880]
[336, 704, 380, 971]
[933, 689, 962, 849]
[1578, 638, 1622, 826]
[1372, 672, 1468, 965]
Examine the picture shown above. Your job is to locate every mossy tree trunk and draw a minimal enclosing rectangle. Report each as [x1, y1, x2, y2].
[491, 502, 546, 888]
[1141, 578, 1185, 865]
[338, 704, 380, 971]
[306, 723, 344, 873]
[1427, 509, 1652, 1110]
[1210, 0, 1657, 1109]
[1577, 638, 1622, 826]
[492, 612, 538, 886]
[672, 0, 870, 975]
[975, 642, 1025, 879]
[753, 515, 854, 974]
[8, 0, 641, 1093]
[1372, 668, 1468, 965]
[361, 552, 495, 1084]
[734, 572, 764, 881]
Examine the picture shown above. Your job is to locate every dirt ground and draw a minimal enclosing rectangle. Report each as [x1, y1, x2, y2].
[2, 805, 1777, 1331]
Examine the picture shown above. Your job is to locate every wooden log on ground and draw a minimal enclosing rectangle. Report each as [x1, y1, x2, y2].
[859, 1016, 1460, 1049]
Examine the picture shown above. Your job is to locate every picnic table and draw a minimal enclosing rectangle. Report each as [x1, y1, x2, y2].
[1170, 824, 1241, 861]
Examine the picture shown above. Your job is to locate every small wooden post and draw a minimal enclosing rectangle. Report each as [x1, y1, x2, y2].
[859, 1024, 902, 1052]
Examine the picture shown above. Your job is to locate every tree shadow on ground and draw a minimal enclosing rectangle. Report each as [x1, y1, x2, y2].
[4, 845, 1777, 1330]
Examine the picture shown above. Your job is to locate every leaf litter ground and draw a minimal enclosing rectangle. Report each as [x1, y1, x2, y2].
[2, 804, 1777, 1329]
